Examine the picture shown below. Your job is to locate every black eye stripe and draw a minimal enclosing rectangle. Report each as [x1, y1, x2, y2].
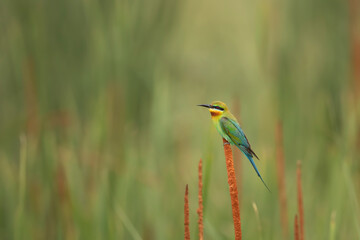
[212, 106, 224, 111]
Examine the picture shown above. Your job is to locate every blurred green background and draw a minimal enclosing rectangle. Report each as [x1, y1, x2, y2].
[1, 0, 360, 239]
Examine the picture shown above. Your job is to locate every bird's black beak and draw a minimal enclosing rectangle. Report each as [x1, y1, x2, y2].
[197, 104, 212, 108]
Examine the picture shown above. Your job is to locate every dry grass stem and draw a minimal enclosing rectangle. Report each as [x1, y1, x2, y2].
[23, 59, 39, 137]
[252, 202, 263, 240]
[330, 211, 336, 240]
[223, 138, 242, 240]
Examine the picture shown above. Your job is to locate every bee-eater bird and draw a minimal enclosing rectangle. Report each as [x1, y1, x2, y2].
[198, 101, 270, 191]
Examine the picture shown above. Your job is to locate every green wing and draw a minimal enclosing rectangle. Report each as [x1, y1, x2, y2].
[219, 117, 249, 147]
[219, 117, 259, 159]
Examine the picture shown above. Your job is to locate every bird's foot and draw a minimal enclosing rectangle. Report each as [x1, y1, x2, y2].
[223, 141, 230, 146]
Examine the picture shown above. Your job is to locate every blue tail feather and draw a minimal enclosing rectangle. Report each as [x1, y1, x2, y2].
[241, 150, 271, 192]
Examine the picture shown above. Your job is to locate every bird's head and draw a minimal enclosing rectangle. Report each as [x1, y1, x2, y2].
[198, 101, 228, 117]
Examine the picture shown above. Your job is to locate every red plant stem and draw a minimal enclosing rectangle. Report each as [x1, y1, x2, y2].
[294, 215, 300, 240]
[348, 0, 360, 98]
[56, 162, 69, 205]
[297, 161, 304, 240]
[197, 159, 204, 240]
[223, 138, 242, 240]
[184, 184, 190, 240]
[349, 0, 360, 163]
[275, 121, 288, 238]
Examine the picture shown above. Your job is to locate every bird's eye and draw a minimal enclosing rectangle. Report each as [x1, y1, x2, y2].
[213, 106, 224, 111]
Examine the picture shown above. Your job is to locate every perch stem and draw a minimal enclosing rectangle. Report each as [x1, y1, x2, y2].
[223, 138, 242, 240]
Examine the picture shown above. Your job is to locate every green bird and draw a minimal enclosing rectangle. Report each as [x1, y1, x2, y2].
[198, 101, 270, 191]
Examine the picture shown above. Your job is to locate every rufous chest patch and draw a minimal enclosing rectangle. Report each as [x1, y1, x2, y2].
[210, 109, 222, 117]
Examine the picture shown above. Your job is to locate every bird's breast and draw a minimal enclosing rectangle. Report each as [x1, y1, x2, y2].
[209, 109, 222, 117]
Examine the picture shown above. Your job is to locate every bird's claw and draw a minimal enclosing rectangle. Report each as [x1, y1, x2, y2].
[223, 142, 230, 146]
